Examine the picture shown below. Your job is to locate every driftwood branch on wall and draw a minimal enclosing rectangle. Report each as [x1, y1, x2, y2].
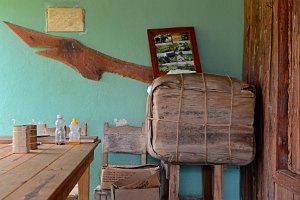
[3, 21, 153, 84]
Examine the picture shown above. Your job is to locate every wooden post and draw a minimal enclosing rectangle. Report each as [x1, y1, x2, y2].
[203, 165, 213, 200]
[169, 165, 180, 200]
[213, 165, 224, 200]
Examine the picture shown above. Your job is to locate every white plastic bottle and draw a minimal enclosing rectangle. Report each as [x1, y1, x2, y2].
[55, 114, 66, 145]
[69, 118, 80, 145]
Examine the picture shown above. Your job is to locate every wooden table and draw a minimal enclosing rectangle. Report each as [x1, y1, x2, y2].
[0, 138, 99, 200]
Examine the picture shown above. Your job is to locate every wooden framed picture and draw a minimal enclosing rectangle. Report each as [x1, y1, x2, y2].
[147, 27, 201, 78]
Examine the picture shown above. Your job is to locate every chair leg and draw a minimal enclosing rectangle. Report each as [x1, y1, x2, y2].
[94, 193, 98, 200]
[94, 190, 104, 200]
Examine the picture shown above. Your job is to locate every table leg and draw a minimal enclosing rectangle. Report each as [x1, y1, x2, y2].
[78, 166, 90, 200]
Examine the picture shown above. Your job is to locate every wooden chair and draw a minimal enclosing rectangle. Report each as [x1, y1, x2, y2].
[94, 122, 147, 200]
[40, 122, 87, 137]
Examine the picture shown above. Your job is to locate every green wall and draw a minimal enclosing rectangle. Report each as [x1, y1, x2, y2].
[0, 0, 244, 199]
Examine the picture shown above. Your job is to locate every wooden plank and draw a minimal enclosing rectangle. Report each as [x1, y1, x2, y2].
[0, 144, 9, 149]
[274, 0, 290, 171]
[0, 145, 12, 159]
[103, 122, 146, 154]
[242, 0, 300, 198]
[78, 166, 90, 200]
[52, 153, 94, 200]
[294, 194, 300, 200]
[0, 144, 54, 175]
[39, 136, 98, 144]
[0, 144, 73, 199]
[0, 135, 98, 144]
[241, 0, 276, 199]
[203, 165, 213, 200]
[0, 136, 12, 144]
[213, 165, 223, 200]
[40, 122, 88, 137]
[3, 143, 97, 200]
[4, 22, 153, 84]
[288, 4, 300, 174]
[273, 169, 300, 196]
[52, 152, 94, 200]
[275, 183, 294, 200]
[169, 165, 180, 200]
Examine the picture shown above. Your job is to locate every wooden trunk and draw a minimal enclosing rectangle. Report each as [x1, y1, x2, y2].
[146, 73, 255, 165]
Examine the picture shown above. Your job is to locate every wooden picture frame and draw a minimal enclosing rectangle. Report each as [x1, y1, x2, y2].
[147, 27, 201, 78]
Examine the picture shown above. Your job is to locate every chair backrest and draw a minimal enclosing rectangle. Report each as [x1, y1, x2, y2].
[102, 122, 147, 167]
[40, 122, 87, 137]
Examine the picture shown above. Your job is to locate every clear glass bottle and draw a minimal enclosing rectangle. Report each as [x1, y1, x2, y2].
[68, 118, 80, 145]
[55, 114, 66, 145]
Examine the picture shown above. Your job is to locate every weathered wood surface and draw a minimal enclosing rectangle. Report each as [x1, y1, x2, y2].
[96, 122, 147, 200]
[0, 135, 98, 144]
[102, 122, 146, 155]
[147, 73, 255, 164]
[288, 3, 300, 175]
[3, 21, 153, 84]
[274, 184, 294, 200]
[273, 169, 300, 196]
[241, 0, 277, 198]
[242, 0, 300, 199]
[0, 145, 54, 176]
[40, 122, 88, 137]
[0, 142, 98, 200]
[0, 145, 13, 158]
[169, 165, 180, 200]
[213, 165, 223, 200]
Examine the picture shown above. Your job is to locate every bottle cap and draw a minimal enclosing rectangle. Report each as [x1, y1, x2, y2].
[71, 118, 78, 125]
[57, 114, 63, 119]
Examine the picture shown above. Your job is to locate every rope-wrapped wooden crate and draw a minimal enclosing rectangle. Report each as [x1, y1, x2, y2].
[146, 73, 255, 165]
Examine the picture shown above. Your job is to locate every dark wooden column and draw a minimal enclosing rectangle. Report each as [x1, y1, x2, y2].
[242, 0, 299, 199]
[241, 0, 274, 199]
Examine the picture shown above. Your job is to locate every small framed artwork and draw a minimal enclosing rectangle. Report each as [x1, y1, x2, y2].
[147, 27, 201, 78]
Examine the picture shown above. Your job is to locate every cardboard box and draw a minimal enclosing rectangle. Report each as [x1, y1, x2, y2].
[111, 169, 160, 200]
[100, 165, 160, 190]
[111, 187, 160, 200]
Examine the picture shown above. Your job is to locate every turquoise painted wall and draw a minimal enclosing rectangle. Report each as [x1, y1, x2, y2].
[0, 0, 244, 199]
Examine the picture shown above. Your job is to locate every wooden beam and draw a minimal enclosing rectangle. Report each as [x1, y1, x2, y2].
[274, 0, 290, 171]
[241, 0, 274, 199]
[3, 21, 153, 84]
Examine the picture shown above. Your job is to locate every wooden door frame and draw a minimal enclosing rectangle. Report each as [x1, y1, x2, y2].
[242, 0, 300, 199]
